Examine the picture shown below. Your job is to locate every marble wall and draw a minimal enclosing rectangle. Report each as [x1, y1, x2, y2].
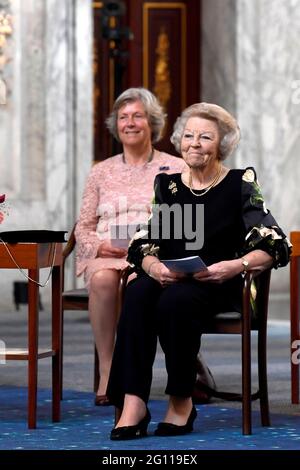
[0, 0, 93, 310]
[202, 0, 300, 294]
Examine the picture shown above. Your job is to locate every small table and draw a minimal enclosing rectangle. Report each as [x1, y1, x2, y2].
[0, 242, 63, 428]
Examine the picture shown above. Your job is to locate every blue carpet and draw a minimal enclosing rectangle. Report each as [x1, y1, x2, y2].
[0, 387, 300, 450]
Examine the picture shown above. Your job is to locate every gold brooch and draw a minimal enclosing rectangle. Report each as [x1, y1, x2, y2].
[168, 181, 178, 195]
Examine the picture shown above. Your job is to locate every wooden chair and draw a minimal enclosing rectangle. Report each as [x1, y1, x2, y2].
[202, 268, 272, 435]
[61, 224, 98, 396]
[290, 231, 300, 404]
[118, 266, 272, 435]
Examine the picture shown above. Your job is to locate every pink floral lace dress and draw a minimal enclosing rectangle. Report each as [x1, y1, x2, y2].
[75, 150, 186, 290]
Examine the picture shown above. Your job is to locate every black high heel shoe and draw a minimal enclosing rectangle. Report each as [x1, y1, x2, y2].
[154, 406, 197, 436]
[110, 408, 151, 441]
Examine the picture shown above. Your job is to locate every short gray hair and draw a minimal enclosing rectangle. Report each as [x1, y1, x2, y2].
[170, 102, 240, 160]
[106, 87, 166, 144]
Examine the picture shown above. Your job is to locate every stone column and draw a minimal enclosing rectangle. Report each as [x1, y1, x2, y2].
[0, 0, 93, 309]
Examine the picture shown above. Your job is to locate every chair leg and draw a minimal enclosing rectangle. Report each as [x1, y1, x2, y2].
[94, 345, 100, 393]
[258, 325, 270, 426]
[242, 299, 252, 435]
[28, 270, 39, 429]
[291, 355, 300, 404]
[60, 309, 64, 400]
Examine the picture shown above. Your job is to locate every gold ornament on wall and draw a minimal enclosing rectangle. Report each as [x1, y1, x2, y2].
[154, 27, 171, 108]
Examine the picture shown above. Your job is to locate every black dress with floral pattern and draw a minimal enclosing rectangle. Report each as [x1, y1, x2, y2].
[127, 167, 291, 275]
[106, 168, 291, 409]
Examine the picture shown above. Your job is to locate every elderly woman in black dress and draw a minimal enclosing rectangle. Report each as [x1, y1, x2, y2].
[107, 102, 291, 440]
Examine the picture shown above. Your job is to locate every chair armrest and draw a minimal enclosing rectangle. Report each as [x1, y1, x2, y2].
[116, 266, 134, 320]
[63, 224, 77, 260]
[242, 268, 271, 329]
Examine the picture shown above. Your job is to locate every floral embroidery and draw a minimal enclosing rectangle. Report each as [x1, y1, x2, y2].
[245, 225, 284, 243]
[128, 228, 149, 247]
[140, 243, 160, 257]
[243, 169, 268, 214]
[249, 181, 265, 209]
[242, 223, 292, 269]
[168, 181, 178, 195]
[141, 243, 159, 256]
[242, 168, 255, 183]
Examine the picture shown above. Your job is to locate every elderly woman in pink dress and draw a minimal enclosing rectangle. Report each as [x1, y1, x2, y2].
[75, 88, 186, 405]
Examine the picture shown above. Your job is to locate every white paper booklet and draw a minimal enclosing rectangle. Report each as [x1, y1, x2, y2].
[110, 224, 139, 249]
[161, 256, 207, 274]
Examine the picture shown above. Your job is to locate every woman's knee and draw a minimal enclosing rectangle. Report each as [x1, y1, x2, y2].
[89, 269, 119, 294]
[119, 276, 161, 324]
[157, 284, 189, 311]
[125, 275, 161, 303]
[156, 283, 205, 323]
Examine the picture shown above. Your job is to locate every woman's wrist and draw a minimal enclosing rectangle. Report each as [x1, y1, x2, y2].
[96, 240, 105, 257]
[146, 259, 160, 278]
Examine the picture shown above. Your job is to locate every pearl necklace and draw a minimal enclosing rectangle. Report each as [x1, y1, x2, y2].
[188, 163, 223, 197]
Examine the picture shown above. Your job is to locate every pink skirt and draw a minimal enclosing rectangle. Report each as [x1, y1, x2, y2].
[83, 257, 130, 292]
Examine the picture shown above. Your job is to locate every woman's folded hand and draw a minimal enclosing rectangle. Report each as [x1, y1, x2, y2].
[150, 262, 185, 286]
[193, 260, 242, 283]
[97, 239, 127, 258]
